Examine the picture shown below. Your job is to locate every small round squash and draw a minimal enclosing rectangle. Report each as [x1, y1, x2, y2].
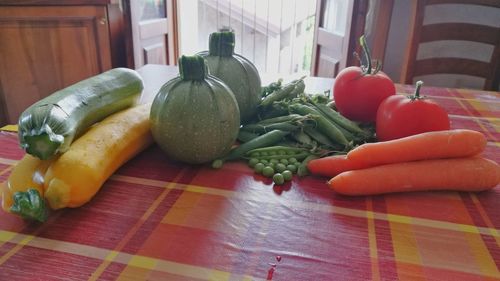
[150, 55, 240, 164]
[198, 30, 261, 124]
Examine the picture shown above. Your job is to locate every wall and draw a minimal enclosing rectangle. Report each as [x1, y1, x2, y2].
[381, 0, 412, 84]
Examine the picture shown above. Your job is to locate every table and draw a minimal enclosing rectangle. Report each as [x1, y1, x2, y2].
[0, 64, 498, 280]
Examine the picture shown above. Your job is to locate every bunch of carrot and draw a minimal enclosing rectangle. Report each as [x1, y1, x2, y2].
[307, 129, 500, 195]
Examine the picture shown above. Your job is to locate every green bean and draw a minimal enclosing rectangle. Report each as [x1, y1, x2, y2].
[310, 102, 367, 136]
[237, 130, 260, 143]
[261, 79, 283, 97]
[241, 122, 299, 134]
[214, 130, 290, 165]
[291, 130, 314, 146]
[303, 126, 337, 148]
[260, 82, 296, 107]
[257, 114, 304, 125]
[260, 77, 306, 107]
[297, 155, 319, 177]
[287, 79, 306, 99]
[246, 145, 306, 155]
[289, 104, 349, 146]
[252, 152, 311, 161]
[257, 102, 289, 120]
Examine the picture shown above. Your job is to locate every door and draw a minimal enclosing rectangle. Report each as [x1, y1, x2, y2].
[311, 0, 367, 78]
[130, 0, 174, 68]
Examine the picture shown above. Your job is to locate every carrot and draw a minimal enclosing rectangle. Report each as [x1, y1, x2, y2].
[307, 155, 370, 177]
[347, 129, 486, 166]
[328, 157, 500, 196]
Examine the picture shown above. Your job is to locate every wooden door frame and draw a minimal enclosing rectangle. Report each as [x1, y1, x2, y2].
[121, 0, 179, 68]
[311, 0, 394, 77]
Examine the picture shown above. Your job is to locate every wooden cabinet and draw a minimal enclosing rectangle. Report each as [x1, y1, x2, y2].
[0, 1, 122, 126]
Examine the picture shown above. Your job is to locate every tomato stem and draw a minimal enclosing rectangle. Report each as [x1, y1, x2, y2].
[413, 80, 424, 99]
[359, 35, 372, 75]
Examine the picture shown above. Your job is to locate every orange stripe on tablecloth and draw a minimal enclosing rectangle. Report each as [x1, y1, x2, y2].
[112, 175, 500, 238]
[365, 198, 381, 281]
[450, 88, 499, 142]
[89, 168, 190, 281]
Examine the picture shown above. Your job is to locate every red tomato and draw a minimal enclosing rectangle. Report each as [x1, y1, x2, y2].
[333, 67, 395, 123]
[376, 81, 450, 141]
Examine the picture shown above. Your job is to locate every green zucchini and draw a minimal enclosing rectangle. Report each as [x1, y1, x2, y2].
[197, 30, 262, 123]
[18, 68, 144, 160]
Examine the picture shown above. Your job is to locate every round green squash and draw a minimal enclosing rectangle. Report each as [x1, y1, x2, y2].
[197, 30, 261, 123]
[150, 55, 240, 164]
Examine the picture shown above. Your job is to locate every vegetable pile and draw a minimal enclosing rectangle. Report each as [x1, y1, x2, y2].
[150, 55, 240, 164]
[308, 129, 500, 195]
[197, 30, 261, 123]
[212, 77, 377, 185]
[2, 30, 498, 224]
[18, 68, 144, 160]
[2, 69, 152, 222]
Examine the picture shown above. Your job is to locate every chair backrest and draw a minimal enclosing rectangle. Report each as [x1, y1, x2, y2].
[402, 0, 500, 90]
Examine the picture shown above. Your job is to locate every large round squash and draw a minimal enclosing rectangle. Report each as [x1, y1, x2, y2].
[198, 30, 261, 124]
[150, 55, 240, 164]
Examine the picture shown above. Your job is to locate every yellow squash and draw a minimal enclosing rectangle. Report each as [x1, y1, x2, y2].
[44, 103, 153, 209]
[1, 154, 53, 217]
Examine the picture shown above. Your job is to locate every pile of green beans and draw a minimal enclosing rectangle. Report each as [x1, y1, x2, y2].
[246, 78, 375, 152]
[212, 77, 375, 185]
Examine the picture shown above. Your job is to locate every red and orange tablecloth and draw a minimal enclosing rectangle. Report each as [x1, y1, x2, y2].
[0, 66, 498, 280]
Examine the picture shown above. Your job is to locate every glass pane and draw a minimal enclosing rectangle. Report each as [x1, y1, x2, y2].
[140, 0, 166, 21]
[322, 0, 347, 34]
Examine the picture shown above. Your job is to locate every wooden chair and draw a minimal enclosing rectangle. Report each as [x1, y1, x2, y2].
[402, 0, 500, 90]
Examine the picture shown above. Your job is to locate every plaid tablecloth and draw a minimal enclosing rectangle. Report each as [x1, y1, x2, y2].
[0, 77, 498, 280]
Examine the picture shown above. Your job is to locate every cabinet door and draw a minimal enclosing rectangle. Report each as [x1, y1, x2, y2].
[0, 6, 112, 125]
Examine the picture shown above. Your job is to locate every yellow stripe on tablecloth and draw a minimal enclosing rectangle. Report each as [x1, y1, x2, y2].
[0, 232, 35, 265]
[390, 222, 425, 278]
[128, 255, 157, 270]
[463, 231, 500, 278]
[0, 158, 17, 166]
[0, 125, 18, 132]
[112, 174, 500, 239]
[366, 199, 381, 281]
[0, 230, 261, 280]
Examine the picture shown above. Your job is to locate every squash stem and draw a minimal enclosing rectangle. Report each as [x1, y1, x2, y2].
[208, 30, 235, 57]
[10, 189, 48, 222]
[179, 55, 207, 81]
[21, 124, 64, 160]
